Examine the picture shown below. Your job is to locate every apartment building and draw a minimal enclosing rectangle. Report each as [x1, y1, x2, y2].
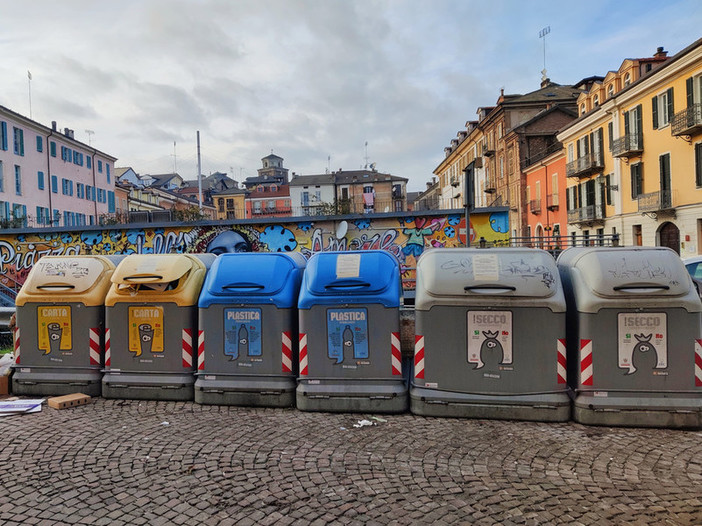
[558, 39, 702, 254]
[289, 173, 336, 216]
[334, 168, 407, 214]
[0, 105, 116, 228]
[212, 187, 247, 220]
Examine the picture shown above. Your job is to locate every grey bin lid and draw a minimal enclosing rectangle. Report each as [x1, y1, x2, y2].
[415, 248, 566, 311]
[557, 247, 702, 313]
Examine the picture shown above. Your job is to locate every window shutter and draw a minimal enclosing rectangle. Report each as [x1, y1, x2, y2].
[605, 174, 612, 205]
[652, 96, 659, 129]
[623, 111, 630, 136]
[635, 105, 643, 136]
[608, 122, 613, 150]
[597, 128, 604, 163]
[696, 143, 702, 187]
[667, 87, 674, 118]
[631, 164, 637, 199]
[687, 77, 694, 108]
[0, 122, 6, 150]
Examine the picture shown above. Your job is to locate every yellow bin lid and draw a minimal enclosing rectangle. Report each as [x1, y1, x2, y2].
[16, 255, 119, 307]
[106, 254, 210, 307]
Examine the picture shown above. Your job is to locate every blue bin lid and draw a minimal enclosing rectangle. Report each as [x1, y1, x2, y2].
[298, 251, 401, 309]
[198, 252, 306, 308]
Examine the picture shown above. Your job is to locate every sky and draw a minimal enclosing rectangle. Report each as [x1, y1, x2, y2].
[1, 0, 701, 192]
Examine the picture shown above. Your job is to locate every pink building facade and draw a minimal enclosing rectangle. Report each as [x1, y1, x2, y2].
[0, 104, 117, 228]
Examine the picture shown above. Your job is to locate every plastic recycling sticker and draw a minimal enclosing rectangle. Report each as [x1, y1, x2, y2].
[37, 305, 72, 354]
[224, 308, 262, 360]
[128, 306, 164, 356]
[617, 312, 667, 375]
[327, 308, 369, 364]
[467, 310, 513, 370]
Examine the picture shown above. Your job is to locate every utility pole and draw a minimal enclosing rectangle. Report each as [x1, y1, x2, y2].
[196, 131, 203, 211]
[463, 161, 476, 247]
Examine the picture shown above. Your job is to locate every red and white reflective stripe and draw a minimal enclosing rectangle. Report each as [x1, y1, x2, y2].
[391, 332, 402, 376]
[282, 331, 293, 373]
[104, 328, 111, 367]
[580, 339, 593, 386]
[182, 329, 193, 368]
[89, 328, 101, 366]
[695, 339, 702, 387]
[13, 327, 20, 364]
[557, 338, 567, 384]
[414, 334, 425, 379]
[299, 333, 308, 376]
[197, 330, 205, 371]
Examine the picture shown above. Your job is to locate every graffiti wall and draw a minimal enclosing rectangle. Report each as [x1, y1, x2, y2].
[0, 210, 509, 302]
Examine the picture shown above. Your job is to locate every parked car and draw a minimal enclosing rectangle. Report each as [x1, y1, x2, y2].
[683, 255, 702, 299]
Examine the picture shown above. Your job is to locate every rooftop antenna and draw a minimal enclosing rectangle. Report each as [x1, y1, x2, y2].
[327, 155, 331, 174]
[85, 130, 94, 146]
[27, 70, 33, 119]
[171, 141, 177, 173]
[539, 26, 550, 82]
[364, 141, 369, 169]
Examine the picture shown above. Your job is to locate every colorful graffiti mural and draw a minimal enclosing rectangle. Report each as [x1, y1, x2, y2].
[0, 211, 509, 304]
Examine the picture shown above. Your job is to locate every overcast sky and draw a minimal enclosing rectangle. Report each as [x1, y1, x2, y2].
[1, 0, 700, 191]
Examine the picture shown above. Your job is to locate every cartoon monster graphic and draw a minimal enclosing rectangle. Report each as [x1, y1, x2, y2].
[475, 330, 504, 370]
[627, 333, 660, 375]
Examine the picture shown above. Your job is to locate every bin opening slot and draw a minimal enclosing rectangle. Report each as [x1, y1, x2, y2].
[36, 284, 76, 291]
[464, 285, 516, 294]
[123, 275, 165, 282]
[324, 279, 371, 289]
[612, 284, 670, 293]
[222, 282, 265, 290]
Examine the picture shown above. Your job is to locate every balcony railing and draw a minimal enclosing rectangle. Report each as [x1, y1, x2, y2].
[611, 134, 643, 158]
[566, 152, 604, 178]
[637, 190, 676, 212]
[546, 193, 559, 211]
[528, 199, 541, 215]
[483, 143, 495, 157]
[484, 178, 497, 194]
[567, 203, 605, 224]
[671, 103, 702, 137]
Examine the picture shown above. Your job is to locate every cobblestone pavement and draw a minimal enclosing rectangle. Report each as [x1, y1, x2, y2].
[0, 399, 701, 525]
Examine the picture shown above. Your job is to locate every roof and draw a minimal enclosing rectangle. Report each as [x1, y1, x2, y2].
[147, 173, 182, 187]
[510, 104, 578, 132]
[332, 170, 408, 185]
[289, 174, 336, 186]
[247, 186, 290, 199]
[211, 187, 248, 197]
[262, 153, 284, 161]
[505, 82, 582, 105]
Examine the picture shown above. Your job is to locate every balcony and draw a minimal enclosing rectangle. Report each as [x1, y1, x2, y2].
[482, 143, 495, 157]
[566, 153, 604, 178]
[529, 199, 541, 215]
[567, 204, 605, 224]
[611, 134, 643, 158]
[484, 178, 497, 194]
[671, 103, 702, 137]
[546, 193, 559, 211]
[638, 190, 675, 213]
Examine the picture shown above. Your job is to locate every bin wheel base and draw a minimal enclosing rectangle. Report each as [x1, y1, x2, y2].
[102, 383, 194, 402]
[12, 379, 101, 398]
[296, 392, 408, 414]
[195, 389, 295, 408]
[573, 405, 702, 430]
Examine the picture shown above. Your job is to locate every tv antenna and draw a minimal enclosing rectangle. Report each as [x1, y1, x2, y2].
[539, 26, 550, 82]
[85, 129, 95, 146]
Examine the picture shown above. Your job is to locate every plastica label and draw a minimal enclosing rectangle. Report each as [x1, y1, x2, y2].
[327, 308, 369, 364]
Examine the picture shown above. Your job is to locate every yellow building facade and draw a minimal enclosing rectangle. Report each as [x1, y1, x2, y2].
[558, 39, 702, 254]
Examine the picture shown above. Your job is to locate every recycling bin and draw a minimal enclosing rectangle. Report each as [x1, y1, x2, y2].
[296, 251, 407, 413]
[410, 248, 570, 421]
[12, 255, 123, 396]
[195, 252, 306, 406]
[102, 253, 215, 401]
[557, 246, 702, 428]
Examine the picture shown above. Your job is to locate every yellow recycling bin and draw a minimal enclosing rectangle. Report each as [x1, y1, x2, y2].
[13, 255, 123, 396]
[102, 253, 215, 401]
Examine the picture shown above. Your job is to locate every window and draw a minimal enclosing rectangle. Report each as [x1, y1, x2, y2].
[50, 141, 56, 157]
[267, 200, 275, 210]
[593, 94, 599, 107]
[51, 175, 58, 193]
[696, 142, 702, 187]
[608, 122, 613, 151]
[97, 160, 103, 173]
[226, 198, 234, 210]
[37, 171, 44, 190]
[630, 163, 643, 199]
[623, 104, 643, 145]
[301, 191, 309, 206]
[14, 165, 21, 195]
[652, 87, 674, 129]
[567, 143, 574, 163]
[605, 174, 613, 205]
[0, 122, 7, 150]
[580, 103, 586, 115]
[106, 164, 110, 183]
[633, 224, 642, 246]
[0, 161, 3, 192]
[13, 127, 24, 156]
[624, 73, 631, 87]
[108, 191, 115, 213]
[77, 183, 85, 199]
[36, 135, 43, 152]
[86, 156, 92, 169]
[497, 123, 503, 138]
[607, 85, 614, 98]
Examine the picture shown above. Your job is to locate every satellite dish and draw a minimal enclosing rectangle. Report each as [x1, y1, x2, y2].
[336, 220, 348, 240]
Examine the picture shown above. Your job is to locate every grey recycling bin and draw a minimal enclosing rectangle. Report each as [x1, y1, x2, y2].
[410, 248, 570, 421]
[12, 255, 123, 397]
[296, 251, 407, 413]
[102, 253, 215, 401]
[558, 246, 702, 429]
[195, 252, 306, 406]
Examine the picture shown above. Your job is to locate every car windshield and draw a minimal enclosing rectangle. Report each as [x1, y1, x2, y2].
[685, 262, 702, 279]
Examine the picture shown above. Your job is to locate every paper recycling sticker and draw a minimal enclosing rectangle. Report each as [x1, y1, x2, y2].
[128, 306, 164, 356]
[467, 310, 512, 370]
[37, 305, 72, 354]
[224, 308, 262, 360]
[617, 312, 667, 375]
[327, 308, 369, 364]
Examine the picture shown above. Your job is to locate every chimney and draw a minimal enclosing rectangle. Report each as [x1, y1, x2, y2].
[654, 46, 668, 59]
[64, 127, 70, 136]
[540, 77, 551, 88]
[51, 121, 57, 131]
[426, 181, 432, 189]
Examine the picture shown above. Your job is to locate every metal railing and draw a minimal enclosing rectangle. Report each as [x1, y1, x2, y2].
[566, 152, 604, 178]
[671, 103, 702, 136]
[637, 189, 675, 212]
[567, 203, 606, 223]
[546, 193, 559, 210]
[611, 133, 643, 157]
[528, 199, 541, 215]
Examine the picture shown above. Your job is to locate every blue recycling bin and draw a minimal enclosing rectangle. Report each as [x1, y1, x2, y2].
[195, 252, 306, 406]
[296, 250, 407, 413]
